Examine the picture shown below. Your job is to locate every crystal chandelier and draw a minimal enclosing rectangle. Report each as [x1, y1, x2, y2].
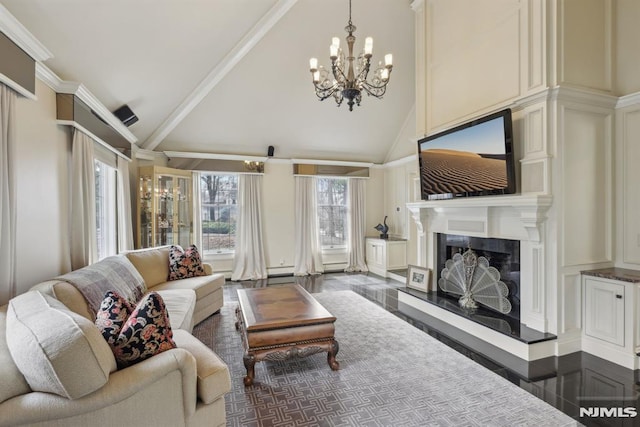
[309, 0, 393, 111]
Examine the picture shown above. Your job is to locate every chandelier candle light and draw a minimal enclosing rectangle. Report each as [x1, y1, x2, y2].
[309, 0, 393, 111]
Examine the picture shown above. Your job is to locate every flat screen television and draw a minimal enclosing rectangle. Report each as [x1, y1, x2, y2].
[417, 108, 516, 200]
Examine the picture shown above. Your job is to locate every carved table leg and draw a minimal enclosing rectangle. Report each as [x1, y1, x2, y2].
[327, 339, 340, 371]
[243, 353, 256, 386]
[235, 307, 241, 331]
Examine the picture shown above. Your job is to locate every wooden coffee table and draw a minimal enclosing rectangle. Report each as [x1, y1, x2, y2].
[235, 284, 339, 386]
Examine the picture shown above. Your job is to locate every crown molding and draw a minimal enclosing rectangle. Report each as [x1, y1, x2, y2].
[264, 158, 290, 165]
[291, 158, 374, 168]
[141, 0, 299, 151]
[550, 85, 618, 109]
[35, 62, 63, 91]
[135, 148, 166, 161]
[381, 154, 417, 169]
[164, 151, 267, 163]
[36, 63, 138, 144]
[616, 91, 640, 110]
[410, 0, 425, 12]
[0, 4, 52, 61]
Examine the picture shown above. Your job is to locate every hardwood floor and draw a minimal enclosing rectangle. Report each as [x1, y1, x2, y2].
[224, 272, 640, 427]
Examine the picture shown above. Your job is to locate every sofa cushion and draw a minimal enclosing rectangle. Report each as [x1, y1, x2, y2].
[6, 291, 116, 399]
[0, 305, 31, 403]
[156, 289, 197, 332]
[169, 245, 206, 280]
[95, 291, 134, 346]
[152, 274, 223, 302]
[30, 280, 94, 321]
[125, 246, 170, 288]
[112, 292, 176, 369]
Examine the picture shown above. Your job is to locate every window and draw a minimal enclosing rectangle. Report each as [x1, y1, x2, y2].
[317, 177, 348, 248]
[95, 160, 117, 260]
[200, 173, 238, 253]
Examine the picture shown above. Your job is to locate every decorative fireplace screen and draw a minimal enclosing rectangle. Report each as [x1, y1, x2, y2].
[438, 247, 512, 314]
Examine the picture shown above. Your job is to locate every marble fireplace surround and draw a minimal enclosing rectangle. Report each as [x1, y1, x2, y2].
[404, 194, 557, 361]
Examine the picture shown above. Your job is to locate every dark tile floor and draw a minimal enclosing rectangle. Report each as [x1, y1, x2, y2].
[224, 272, 640, 427]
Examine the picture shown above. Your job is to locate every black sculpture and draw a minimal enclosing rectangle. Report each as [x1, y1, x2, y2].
[374, 216, 389, 239]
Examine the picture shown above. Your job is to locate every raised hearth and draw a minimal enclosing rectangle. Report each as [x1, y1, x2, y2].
[399, 287, 555, 345]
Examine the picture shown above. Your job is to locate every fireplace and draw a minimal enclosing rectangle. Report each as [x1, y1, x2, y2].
[436, 233, 521, 321]
[402, 195, 557, 362]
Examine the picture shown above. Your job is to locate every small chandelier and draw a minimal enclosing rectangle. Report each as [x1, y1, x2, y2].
[309, 0, 393, 111]
[243, 160, 264, 173]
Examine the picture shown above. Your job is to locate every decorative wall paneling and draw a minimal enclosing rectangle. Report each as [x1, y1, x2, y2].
[616, 96, 640, 267]
[408, 0, 622, 361]
[557, 103, 613, 267]
[423, 0, 546, 134]
[557, 0, 613, 93]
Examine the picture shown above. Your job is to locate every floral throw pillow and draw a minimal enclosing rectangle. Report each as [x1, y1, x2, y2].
[168, 244, 206, 281]
[95, 291, 133, 346]
[96, 291, 176, 369]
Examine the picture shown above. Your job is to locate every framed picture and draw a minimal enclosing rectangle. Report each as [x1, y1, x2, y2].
[406, 265, 431, 292]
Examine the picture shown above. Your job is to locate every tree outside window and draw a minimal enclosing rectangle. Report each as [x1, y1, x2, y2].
[200, 173, 238, 253]
[317, 177, 348, 248]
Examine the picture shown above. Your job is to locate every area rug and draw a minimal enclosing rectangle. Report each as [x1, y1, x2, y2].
[193, 290, 578, 427]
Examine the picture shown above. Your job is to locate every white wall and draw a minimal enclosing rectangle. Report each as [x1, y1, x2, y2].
[262, 161, 295, 272]
[384, 105, 417, 163]
[13, 79, 71, 298]
[616, 0, 640, 95]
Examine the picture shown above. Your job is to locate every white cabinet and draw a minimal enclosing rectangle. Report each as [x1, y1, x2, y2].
[366, 238, 407, 278]
[584, 277, 625, 346]
[581, 269, 640, 369]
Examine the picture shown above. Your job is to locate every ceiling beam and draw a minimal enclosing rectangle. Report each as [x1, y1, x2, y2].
[142, 0, 299, 150]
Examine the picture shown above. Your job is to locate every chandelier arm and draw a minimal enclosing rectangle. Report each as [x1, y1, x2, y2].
[354, 58, 372, 82]
[360, 81, 388, 98]
[331, 62, 349, 84]
[313, 84, 340, 101]
[361, 77, 392, 90]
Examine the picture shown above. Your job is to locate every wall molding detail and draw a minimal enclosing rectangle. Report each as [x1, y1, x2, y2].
[36, 63, 138, 144]
[0, 4, 52, 62]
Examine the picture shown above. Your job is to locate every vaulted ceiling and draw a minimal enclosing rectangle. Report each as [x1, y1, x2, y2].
[3, 0, 416, 163]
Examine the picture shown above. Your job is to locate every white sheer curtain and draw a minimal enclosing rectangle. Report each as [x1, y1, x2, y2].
[116, 156, 134, 252]
[70, 129, 97, 270]
[0, 84, 17, 304]
[232, 174, 267, 280]
[345, 178, 368, 272]
[293, 176, 324, 276]
[191, 171, 203, 251]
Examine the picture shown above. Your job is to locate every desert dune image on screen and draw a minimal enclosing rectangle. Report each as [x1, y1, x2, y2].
[420, 117, 508, 195]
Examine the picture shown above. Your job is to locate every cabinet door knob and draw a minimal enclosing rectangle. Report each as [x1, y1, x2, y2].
[616, 294, 623, 299]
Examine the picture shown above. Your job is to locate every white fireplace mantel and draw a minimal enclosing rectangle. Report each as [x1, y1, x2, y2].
[406, 194, 553, 243]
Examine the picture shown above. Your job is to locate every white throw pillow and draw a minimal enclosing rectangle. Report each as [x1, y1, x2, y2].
[6, 291, 116, 399]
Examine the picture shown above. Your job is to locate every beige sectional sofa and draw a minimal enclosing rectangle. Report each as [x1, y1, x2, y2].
[0, 246, 230, 427]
